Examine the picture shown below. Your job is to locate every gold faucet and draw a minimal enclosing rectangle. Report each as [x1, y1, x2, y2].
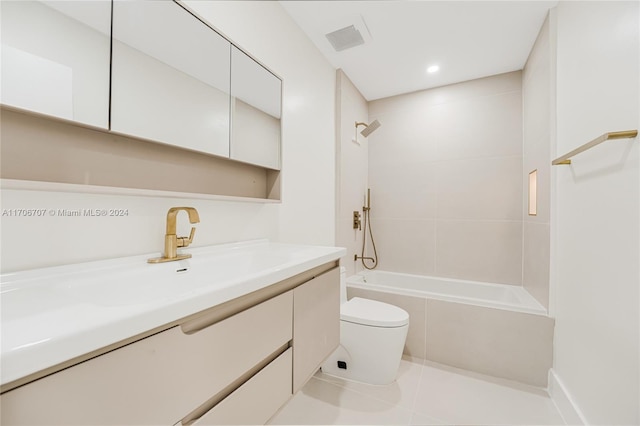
[148, 207, 200, 263]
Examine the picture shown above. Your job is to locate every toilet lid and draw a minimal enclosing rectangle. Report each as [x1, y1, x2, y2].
[341, 297, 409, 328]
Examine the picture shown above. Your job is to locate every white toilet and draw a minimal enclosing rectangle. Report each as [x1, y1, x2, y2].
[321, 267, 409, 385]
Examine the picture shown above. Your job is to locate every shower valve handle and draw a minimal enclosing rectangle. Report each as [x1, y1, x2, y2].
[353, 211, 362, 230]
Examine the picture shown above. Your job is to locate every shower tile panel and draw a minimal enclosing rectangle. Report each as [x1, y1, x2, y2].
[367, 71, 524, 284]
[368, 164, 436, 220]
[433, 91, 523, 162]
[523, 63, 551, 149]
[435, 220, 523, 285]
[435, 157, 523, 221]
[369, 218, 436, 276]
[367, 111, 438, 168]
[425, 299, 554, 387]
[523, 222, 551, 308]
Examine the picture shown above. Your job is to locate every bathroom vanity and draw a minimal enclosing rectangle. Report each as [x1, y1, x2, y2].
[0, 241, 345, 425]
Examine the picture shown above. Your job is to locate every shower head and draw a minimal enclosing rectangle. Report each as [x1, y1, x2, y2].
[355, 120, 381, 138]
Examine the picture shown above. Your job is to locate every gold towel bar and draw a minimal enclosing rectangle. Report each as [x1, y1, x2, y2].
[552, 130, 638, 165]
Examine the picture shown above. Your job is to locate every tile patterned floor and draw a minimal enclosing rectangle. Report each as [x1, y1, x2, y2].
[269, 358, 565, 425]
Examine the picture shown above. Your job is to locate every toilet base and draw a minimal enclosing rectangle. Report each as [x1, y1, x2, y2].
[321, 320, 408, 385]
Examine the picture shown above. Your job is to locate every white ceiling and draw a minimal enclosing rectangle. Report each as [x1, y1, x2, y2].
[281, 1, 557, 101]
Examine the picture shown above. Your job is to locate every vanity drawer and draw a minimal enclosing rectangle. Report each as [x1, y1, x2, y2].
[0, 291, 293, 426]
[191, 348, 292, 425]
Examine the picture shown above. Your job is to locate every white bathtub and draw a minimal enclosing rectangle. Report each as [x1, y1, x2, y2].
[346, 270, 553, 386]
[347, 270, 546, 315]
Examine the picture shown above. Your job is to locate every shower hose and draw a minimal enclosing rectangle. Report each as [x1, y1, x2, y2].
[360, 206, 379, 270]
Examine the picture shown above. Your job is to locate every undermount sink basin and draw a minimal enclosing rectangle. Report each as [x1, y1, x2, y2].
[61, 251, 302, 307]
[58, 264, 212, 307]
[1, 255, 223, 314]
[0, 239, 346, 387]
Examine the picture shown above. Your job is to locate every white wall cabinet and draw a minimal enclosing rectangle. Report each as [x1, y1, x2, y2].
[2, 1, 283, 177]
[0, 1, 111, 128]
[230, 46, 282, 170]
[111, 0, 231, 157]
[0, 266, 339, 425]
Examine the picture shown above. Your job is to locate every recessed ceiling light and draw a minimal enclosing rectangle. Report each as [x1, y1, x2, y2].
[427, 65, 439, 74]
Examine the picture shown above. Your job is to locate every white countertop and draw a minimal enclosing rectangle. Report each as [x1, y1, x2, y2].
[0, 240, 345, 386]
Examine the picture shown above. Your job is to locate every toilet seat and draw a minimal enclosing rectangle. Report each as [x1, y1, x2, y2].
[341, 297, 409, 328]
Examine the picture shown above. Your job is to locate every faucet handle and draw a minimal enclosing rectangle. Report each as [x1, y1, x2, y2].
[177, 227, 196, 248]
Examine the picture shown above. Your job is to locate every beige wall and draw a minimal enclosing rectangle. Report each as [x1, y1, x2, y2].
[550, 1, 639, 424]
[367, 72, 523, 285]
[335, 70, 369, 277]
[522, 15, 552, 308]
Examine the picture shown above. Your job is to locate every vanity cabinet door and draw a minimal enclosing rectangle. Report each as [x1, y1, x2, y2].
[0, 291, 293, 426]
[111, 0, 231, 157]
[230, 46, 282, 170]
[293, 267, 340, 392]
[0, 0, 110, 128]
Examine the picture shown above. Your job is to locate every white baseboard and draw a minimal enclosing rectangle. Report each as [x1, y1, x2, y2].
[548, 369, 588, 425]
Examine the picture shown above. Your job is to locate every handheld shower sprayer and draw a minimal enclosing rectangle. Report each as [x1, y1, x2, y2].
[354, 119, 381, 143]
[355, 188, 379, 270]
[363, 188, 371, 212]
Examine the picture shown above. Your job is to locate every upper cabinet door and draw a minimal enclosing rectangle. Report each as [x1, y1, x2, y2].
[111, 0, 231, 157]
[0, 1, 111, 129]
[230, 47, 282, 170]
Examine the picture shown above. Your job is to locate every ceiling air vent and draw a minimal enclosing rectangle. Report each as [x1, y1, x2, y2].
[325, 25, 365, 52]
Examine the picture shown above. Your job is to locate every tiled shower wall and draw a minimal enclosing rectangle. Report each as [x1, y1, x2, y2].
[522, 15, 552, 308]
[335, 70, 369, 277]
[367, 72, 523, 285]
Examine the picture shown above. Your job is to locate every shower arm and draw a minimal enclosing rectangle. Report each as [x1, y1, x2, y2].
[354, 122, 367, 145]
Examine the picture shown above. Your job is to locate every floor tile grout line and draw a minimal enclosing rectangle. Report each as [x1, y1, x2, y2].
[407, 379, 423, 425]
[410, 360, 425, 415]
[410, 362, 459, 426]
